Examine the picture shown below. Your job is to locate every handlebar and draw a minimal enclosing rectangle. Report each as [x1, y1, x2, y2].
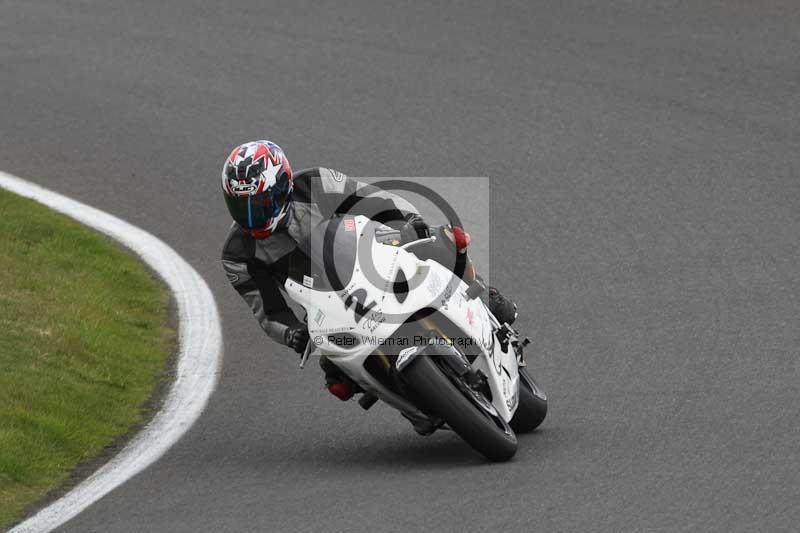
[399, 235, 436, 250]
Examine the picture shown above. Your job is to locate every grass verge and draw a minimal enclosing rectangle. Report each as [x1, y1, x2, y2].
[0, 188, 174, 528]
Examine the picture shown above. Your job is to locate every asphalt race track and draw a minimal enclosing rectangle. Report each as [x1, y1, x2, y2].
[3, 1, 799, 531]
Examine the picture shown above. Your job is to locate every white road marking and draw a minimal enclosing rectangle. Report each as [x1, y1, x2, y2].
[0, 171, 223, 533]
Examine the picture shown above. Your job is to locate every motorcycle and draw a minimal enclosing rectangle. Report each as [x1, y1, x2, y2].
[285, 215, 547, 461]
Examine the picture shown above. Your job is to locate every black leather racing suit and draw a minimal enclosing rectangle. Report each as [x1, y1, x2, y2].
[221, 167, 423, 345]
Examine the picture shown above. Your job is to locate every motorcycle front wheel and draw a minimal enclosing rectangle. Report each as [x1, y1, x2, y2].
[403, 354, 517, 462]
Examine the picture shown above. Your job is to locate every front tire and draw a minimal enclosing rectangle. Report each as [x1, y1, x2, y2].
[510, 367, 547, 433]
[403, 355, 517, 462]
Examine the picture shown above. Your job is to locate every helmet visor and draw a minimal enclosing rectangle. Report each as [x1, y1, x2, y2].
[225, 184, 291, 230]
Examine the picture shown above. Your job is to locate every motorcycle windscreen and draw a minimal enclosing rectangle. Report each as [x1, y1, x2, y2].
[302, 216, 358, 291]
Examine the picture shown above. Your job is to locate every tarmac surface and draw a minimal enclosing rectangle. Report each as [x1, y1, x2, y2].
[2, 1, 799, 531]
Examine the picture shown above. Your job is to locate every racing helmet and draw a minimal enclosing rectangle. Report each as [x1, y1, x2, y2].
[221, 140, 293, 239]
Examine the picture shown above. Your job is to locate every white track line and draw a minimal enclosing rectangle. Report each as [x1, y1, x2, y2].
[0, 171, 222, 533]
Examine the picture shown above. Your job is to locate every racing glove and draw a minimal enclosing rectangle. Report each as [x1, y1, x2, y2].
[450, 225, 471, 254]
[284, 323, 310, 354]
[401, 213, 429, 241]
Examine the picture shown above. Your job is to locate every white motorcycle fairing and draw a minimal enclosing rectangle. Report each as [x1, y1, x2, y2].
[284, 215, 520, 423]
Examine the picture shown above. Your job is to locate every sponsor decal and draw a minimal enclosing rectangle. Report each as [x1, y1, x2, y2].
[317, 326, 357, 334]
[343, 218, 356, 232]
[455, 289, 466, 306]
[466, 307, 476, 327]
[425, 271, 444, 297]
[302, 275, 314, 288]
[396, 347, 418, 369]
[439, 283, 453, 310]
[477, 304, 495, 352]
[314, 308, 326, 326]
[377, 252, 400, 295]
[363, 308, 386, 333]
[507, 387, 518, 410]
[231, 182, 256, 193]
[501, 374, 518, 410]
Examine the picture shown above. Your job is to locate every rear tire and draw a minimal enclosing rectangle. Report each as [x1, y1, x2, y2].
[510, 367, 547, 433]
[403, 355, 517, 462]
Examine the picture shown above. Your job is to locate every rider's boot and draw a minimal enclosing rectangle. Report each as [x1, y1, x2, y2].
[487, 286, 517, 325]
[319, 354, 358, 401]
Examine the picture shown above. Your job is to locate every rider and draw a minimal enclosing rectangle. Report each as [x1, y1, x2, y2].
[221, 140, 517, 401]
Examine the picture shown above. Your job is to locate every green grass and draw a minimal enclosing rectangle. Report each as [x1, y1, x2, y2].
[0, 189, 173, 528]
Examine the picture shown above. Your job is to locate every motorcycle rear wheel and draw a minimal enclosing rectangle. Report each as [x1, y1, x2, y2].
[403, 354, 517, 462]
[509, 367, 548, 433]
